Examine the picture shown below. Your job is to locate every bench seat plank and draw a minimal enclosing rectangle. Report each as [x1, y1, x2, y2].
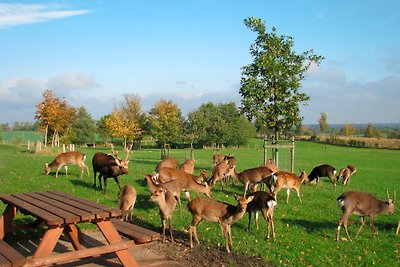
[0, 240, 26, 267]
[111, 219, 160, 244]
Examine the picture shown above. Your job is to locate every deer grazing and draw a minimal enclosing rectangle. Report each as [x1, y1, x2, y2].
[230, 166, 276, 196]
[336, 190, 396, 241]
[273, 170, 307, 204]
[118, 184, 137, 222]
[209, 161, 235, 189]
[187, 194, 254, 253]
[246, 191, 277, 240]
[337, 165, 357, 185]
[304, 164, 337, 189]
[150, 188, 178, 242]
[44, 151, 89, 178]
[92, 145, 132, 191]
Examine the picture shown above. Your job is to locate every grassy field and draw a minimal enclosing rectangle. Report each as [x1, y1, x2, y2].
[0, 140, 399, 266]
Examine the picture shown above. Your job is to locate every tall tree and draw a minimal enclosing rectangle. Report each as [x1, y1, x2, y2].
[240, 17, 324, 140]
[71, 107, 96, 145]
[342, 122, 356, 136]
[364, 123, 375, 138]
[319, 112, 329, 133]
[148, 99, 183, 148]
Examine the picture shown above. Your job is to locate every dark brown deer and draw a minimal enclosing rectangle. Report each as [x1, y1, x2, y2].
[187, 194, 254, 253]
[92, 145, 131, 191]
[150, 188, 178, 242]
[246, 191, 277, 240]
[305, 164, 337, 189]
[44, 151, 89, 178]
[336, 191, 396, 241]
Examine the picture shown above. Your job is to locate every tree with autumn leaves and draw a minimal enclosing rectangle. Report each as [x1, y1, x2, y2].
[35, 90, 77, 147]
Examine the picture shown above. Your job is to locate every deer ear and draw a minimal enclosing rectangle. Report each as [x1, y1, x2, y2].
[234, 194, 239, 200]
[246, 196, 254, 203]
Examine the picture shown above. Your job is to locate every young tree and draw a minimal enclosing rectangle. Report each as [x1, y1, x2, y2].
[364, 123, 375, 138]
[342, 122, 356, 136]
[148, 99, 183, 148]
[240, 17, 324, 140]
[319, 112, 329, 133]
[35, 90, 76, 147]
[105, 94, 144, 147]
[71, 107, 96, 145]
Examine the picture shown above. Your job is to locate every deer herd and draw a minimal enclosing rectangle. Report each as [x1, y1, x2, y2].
[43, 148, 397, 252]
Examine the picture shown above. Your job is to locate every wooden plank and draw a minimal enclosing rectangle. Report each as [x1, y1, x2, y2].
[27, 192, 95, 222]
[0, 253, 11, 267]
[12, 194, 80, 224]
[37, 192, 107, 220]
[111, 219, 160, 243]
[0, 195, 63, 226]
[47, 191, 119, 219]
[0, 240, 26, 267]
[24, 241, 135, 267]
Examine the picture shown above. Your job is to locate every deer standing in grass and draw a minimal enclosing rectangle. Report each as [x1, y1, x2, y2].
[179, 159, 195, 174]
[246, 191, 277, 240]
[337, 165, 357, 185]
[150, 188, 178, 242]
[336, 190, 396, 241]
[273, 170, 307, 204]
[230, 166, 276, 196]
[305, 164, 337, 189]
[187, 194, 254, 253]
[118, 184, 137, 223]
[44, 151, 89, 178]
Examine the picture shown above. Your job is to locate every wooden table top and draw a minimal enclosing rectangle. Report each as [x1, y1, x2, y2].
[0, 191, 121, 226]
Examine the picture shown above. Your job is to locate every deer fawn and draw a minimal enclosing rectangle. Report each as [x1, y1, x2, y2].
[246, 191, 277, 240]
[187, 194, 254, 253]
[118, 184, 137, 223]
[150, 188, 178, 242]
[44, 151, 89, 178]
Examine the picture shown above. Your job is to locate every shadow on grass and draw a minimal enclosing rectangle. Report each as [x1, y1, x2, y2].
[280, 218, 337, 233]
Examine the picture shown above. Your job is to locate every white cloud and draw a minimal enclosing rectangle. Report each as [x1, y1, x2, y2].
[47, 72, 99, 91]
[0, 3, 91, 28]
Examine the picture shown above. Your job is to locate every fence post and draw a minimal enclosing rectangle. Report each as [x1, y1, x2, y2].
[290, 136, 295, 173]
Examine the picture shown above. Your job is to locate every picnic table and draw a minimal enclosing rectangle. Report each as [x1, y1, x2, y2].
[0, 190, 139, 267]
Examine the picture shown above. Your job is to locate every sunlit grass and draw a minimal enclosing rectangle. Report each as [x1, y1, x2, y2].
[0, 141, 398, 266]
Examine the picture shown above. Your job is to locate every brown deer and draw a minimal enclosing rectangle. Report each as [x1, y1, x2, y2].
[187, 194, 254, 253]
[336, 190, 396, 241]
[92, 145, 132, 191]
[118, 184, 137, 222]
[150, 188, 178, 242]
[230, 166, 276, 196]
[44, 151, 89, 178]
[246, 191, 277, 240]
[209, 161, 235, 189]
[179, 159, 195, 174]
[212, 153, 225, 166]
[273, 170, 307, 204]
[337, 165, 357, 185]
[156, 157, 178, 171]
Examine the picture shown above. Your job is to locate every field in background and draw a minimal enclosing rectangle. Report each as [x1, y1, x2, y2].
[0, 141, 398, 266]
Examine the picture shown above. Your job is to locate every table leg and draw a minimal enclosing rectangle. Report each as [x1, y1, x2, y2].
[33, 225, 64, 259]
[97, 220, 139, 267]
[0, 205, 16, 239]
[65, 224, 81, 250]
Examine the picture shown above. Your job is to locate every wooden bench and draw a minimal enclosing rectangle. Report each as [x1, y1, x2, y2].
[111, 219, 160, 244]
[0, 240, 26, 267]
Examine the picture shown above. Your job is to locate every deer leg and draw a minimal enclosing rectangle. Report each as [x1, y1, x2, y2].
[114, 176, 121, 189]
[220, 224, 231, 253]
[161, 218, 166, 243]
[168, 217, 174, 242]
[247, 211, 252, 231]
[396, 221, 400, 235]
[243, 181, 250, 197]
[369, 216, 376, 236]
[295, 188, 302, 203]
[255, 211, 259, 230]
[64, 165, 68, 177]
[286, 189, 290, 204]
[189, 216, 201, 247]
[270, 214, 276, 239]
[355, 216, 366, 237]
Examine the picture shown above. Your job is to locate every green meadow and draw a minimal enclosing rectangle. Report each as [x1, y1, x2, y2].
[0, 140, 399, 266]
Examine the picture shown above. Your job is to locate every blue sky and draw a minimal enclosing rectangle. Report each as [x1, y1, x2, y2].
[0, 0, 399, 125]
